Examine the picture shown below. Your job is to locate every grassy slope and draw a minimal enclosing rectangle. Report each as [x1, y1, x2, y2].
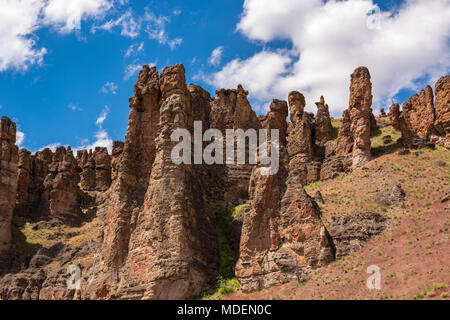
[225, 121, 450, 300]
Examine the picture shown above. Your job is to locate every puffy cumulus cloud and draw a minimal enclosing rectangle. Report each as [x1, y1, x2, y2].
[0, 0, 114, 72]
[209, 0, 450, 116]
[0, 0, 47, 72]
[208, 46, 224, 67]
[44, 0, 112, 33]
[16, 130, 25, 146]
[202, 50, 292, 112]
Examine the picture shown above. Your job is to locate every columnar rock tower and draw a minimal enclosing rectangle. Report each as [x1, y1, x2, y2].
[90, 64, 218, 300]
[336, 67, 373, 169]
[0, 117, 19, 251]
[235, 99, 334, 293]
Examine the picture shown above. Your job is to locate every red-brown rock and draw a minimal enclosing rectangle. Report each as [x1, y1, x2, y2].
[0, 117, 19, 251]
[236, 102, 334, 292]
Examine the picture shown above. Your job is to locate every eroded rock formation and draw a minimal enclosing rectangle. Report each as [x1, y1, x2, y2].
[388, 76, 450, 149]
[348, 67, 373, 169]
[434, 75, 450, 147]
[389, 85, 436, 148]
[87, 64, 218, 300]
[329, 212, 387, 259]
[314, 96, 333, 146]
[77, 147, 111, 192]
[40, 147, 81, 225]
[1, 64, 446, 300]
[236, 99, 334, 293]
[0, 117, 19, 251]
[209, 84, 262, 204]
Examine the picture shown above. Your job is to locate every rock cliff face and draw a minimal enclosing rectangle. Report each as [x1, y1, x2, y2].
[388, 76, 450, 149]
[77, 147, 111, 192]
[434, 76, 450, 146]
[389, 86, 435, 148]
[236, 99, 334, 293]
[88, 64, 218, 300]
[40, 147, 81, 225]
[287, 91, 319, 185]
[314, 96, 333, 146]
[1, 63, 447, 300]
[0, 117, 19, 251]
[209, 85, 261, 205]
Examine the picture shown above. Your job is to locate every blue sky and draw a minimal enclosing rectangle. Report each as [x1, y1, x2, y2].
[0, 0, 449, 153]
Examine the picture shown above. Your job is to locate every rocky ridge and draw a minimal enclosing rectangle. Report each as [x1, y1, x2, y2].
[0, 64, 448, 300]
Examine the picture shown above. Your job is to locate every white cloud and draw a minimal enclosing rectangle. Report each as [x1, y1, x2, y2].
[123, 64, 142, 80]
[44, 0, 112, 33]
[202, 50, 292, 112]
[75, 128, 112, 153]
[208, 0, 450, 116]
[38, 142, 61, 152]
[124, 62, 155, 80]
[172, 9, 181, 16]
[91, 9, 139, 37]
[100, 81, 118, 94]
[0, 0, 47, 72]
[16, 130, 25, 146]
[68, 103, 83, 111]
[0, 0, 113, 72]
[209, 46, 224, 67]
[75, 105, 113, 153]
[96, 105, 110, 126]
[124, 42, 144, 57]
[143, 10, 182, 50]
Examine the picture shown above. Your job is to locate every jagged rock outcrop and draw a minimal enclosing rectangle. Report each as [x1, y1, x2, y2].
[0, 241, 99, 300]
[287, 91, 319, 185]
[434, 75, 450, 147]
[77, 150, 95, 190]
[348, 67, 373, 169]
[334, 67, 374, 169]
[209, 84, 261, 205]
[336, 110, 353, 156]
[77, 147, 111, 192]
[314, 96, 333, 146]
[236, 99, 334, 293]
[87, 64, 218, 300]
[15, 149, 33, 217]
[329, 212, 387, 259]
[110, 141, 124, 182]
[14, 148, 54, 220]
[40, 147, 80, 225]
[0, 117, 19, 251]
[389, 84, 438, 148]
